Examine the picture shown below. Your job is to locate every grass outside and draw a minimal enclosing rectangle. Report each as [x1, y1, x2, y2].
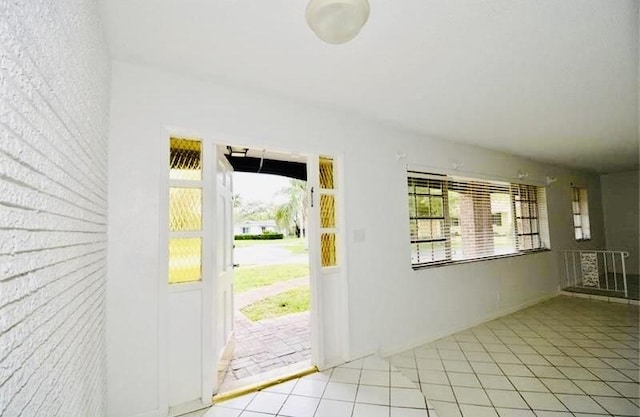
[233, 239, 285, 247]
[283, 239, 308, 254]
[240, 286, 310, 321]
[234, 263, 309, 293]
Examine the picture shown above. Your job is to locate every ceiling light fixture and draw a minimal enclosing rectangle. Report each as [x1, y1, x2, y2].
[306, 0, 370, 44]
[227, 146, 249, 158]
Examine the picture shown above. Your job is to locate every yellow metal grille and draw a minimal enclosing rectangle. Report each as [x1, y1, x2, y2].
[321, 233, 337, 267]
[169, 238, 202, 284]
[169, 187, 202, 231]
[319, 157, 334, 189]
[320, 194, 335, 228]
[170, 138, 202, 180]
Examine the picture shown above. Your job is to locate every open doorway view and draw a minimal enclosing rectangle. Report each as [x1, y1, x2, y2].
[219, 149, 312, 393]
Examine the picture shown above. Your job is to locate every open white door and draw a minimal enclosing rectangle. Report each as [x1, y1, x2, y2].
[306, 155, 350, 369]
[306, 155, 324, 368]
[213, 147, 235, 393]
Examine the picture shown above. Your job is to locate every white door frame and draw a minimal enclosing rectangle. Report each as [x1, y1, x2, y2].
[306, 154, 324, 368]
[158, 128, 216, 417]
[158, 136, 350, 416]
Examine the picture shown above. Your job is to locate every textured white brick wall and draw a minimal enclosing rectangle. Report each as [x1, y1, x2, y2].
[0, 1, 110, 416]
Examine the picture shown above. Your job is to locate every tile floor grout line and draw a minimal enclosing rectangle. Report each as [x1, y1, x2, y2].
[496, 321, 594, 415]
[348, 360, 362, 417]
[387, 358, 391, 417]
[393, 297, 638, 417]
[501, 303, 630, 416]
[409, 344, 432, 417]
[438, 344, 464, 416]
[309, 365, 331, 417]
[459, 329, 539, 417]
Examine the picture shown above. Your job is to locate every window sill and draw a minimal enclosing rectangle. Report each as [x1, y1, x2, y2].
[575, 239, 592, 242]
[411, 248, 552, 271]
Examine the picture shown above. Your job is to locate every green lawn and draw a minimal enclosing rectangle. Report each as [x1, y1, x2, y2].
[234, 263, 309, 293]
[240, 286, 310, 321]
[280, 238, 308, 254]
[233, 239, 284, 247]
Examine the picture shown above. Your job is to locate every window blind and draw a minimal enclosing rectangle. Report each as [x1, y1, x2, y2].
[408, 171, 548, 268]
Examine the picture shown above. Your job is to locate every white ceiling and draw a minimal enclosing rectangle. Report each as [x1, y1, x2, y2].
[100, 0, 639, 173]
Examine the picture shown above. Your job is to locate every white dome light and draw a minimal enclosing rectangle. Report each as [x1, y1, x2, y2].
[306, 0, 370, 44]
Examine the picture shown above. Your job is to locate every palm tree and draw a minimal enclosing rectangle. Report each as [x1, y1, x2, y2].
[275, 179, 307, 237]
[232, 193, 242, 209]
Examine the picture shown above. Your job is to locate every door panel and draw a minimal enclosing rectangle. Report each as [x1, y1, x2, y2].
[168, 291, 202, 406]
[214, 149, 235, 392]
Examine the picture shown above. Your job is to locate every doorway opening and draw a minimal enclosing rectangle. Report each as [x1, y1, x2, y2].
[218, 147, 313, 394]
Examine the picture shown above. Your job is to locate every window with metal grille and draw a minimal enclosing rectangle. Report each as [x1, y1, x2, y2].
[168, 137, 204, 283]
[408, 175, 449, 264]
[408, 171, 549, 268]
[512, 184, 543, 251]
[571, 185, 591, 241]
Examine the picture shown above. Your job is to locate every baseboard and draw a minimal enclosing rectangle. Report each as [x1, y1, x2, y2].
[561, 290, 640, 305]
[380, 291, 561, 358]
[129, 410, 161, 417]
[169, 399, 212, 417]
[319, 355, 354, 371]
[123, 400, 211, 417]
[345, 350, 378, 365]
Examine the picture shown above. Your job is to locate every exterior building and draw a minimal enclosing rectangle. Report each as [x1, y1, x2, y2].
[234, 220, 279, 236]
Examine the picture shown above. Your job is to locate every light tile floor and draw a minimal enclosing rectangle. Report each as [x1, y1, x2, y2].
[389, 296, 639, 417]
[193, 356, 438, 417]
[187, 296, 638, 417]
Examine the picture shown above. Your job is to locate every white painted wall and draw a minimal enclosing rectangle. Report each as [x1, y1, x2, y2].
[0, 1, 110, 416]
[106, 61, 605, 417]
[600, 170, 640, 275]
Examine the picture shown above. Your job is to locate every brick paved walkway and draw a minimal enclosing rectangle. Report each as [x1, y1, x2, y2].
[220, 278, 311, 390]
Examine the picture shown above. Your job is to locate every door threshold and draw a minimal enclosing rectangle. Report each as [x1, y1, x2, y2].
[214, 362, 317, 404]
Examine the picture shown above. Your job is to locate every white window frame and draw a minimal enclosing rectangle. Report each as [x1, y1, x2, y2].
[408, 170, 549, 269]
[571, 185, 591, 241]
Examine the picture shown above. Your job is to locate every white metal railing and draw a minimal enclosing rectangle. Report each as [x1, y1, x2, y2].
[561, 250, 630, 298]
